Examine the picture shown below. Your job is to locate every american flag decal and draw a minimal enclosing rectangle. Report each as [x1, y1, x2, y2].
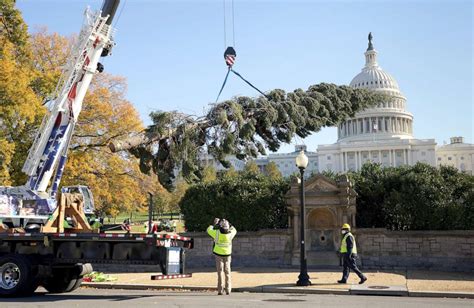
[28, 119, 69, 191]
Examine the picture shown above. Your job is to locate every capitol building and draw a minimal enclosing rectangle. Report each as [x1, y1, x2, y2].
[205, 34, 473, 176]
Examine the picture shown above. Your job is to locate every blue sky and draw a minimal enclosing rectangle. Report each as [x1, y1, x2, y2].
[17, 0, 473, 153]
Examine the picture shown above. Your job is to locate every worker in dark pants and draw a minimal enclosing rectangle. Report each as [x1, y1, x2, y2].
[337, 223, 367, 284]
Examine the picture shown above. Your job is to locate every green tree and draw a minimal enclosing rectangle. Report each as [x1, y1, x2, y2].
[351, 162, 474, 230]
[180, 172, 290, 231]
[349, 163, 387, 228]
[110, 84, 387, 190]
[321, 170, 339, 182]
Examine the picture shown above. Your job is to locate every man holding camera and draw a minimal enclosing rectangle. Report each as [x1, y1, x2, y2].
[207, 218, 237, 295]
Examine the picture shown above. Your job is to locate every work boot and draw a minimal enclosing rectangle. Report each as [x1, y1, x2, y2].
[217, 292, 223, 295]
[337, 280, 347, 284]
[359, 276, 367, 284]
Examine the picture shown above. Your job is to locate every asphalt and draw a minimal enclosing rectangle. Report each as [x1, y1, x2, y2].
[81, 268, 474, 299]
[6, 289, 474, 308]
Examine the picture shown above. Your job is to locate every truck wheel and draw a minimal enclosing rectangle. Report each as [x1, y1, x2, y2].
[0, 254, 39, 297]
[68, 277, 83, 292]
[42, 268, 82, 293]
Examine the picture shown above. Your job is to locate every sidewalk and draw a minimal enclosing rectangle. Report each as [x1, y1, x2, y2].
[82, 268, 474, 298]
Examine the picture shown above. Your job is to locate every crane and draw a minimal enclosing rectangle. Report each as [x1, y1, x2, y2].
[0, 0, 120, 228]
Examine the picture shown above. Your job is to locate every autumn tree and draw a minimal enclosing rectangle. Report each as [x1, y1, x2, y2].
[152, 188, 171, 217]
[167, 178, 189, 213]
[265, 161, 282, 179]
[0, 5, 165, 217]
[0, 1, 43, 185]
[0, 0, 31, 60]
[243, 161, 260, 174]
[221, 166, 238, 180]
[61, 73, 153, 216]
[201, 165, 217, 183]
[29, 27, 72, 101]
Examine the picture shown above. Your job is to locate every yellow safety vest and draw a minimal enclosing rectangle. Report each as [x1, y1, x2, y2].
[207, 225, 237, 256]
[340, 232, 358, 254]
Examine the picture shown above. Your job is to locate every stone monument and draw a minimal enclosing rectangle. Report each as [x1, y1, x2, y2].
[286, 174, 357, 266]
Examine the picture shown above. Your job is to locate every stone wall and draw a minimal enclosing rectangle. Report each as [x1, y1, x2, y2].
[183, 229, 293, 268]
[356, 229, 474, 271]
[93, 229, 474, 272]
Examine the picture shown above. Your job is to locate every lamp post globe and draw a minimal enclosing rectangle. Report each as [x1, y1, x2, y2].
[295, 150, 309, 169]
[295, 150, 311, 286]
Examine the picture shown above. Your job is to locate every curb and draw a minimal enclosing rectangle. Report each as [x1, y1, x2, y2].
[82, 283, 216, 291]
[82, 282, 347, 296]
[82, 283, 474, 298]
[408, 290, 474, 299]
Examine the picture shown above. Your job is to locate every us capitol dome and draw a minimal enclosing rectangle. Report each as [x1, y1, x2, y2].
[338, 32, 413, 142]
[317, 33, 437, 173]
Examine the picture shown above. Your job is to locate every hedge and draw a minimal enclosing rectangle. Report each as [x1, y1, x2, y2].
[180, 172, 289, 232]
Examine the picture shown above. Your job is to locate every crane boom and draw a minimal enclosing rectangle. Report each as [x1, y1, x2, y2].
[0, 0, 120, 226]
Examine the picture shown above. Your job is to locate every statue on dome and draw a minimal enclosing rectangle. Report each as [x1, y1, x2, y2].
[367, 32, 374, 51]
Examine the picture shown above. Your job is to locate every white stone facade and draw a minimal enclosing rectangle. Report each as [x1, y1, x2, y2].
[257, 145, 319, 178]
[436, 137, 474, 175]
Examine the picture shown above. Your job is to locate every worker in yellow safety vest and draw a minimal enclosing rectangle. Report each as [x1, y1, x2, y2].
[207, 218, 237, 295]
[338, 223, 367, 284]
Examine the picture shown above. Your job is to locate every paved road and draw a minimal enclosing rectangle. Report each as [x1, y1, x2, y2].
[1, 288, 473, 308]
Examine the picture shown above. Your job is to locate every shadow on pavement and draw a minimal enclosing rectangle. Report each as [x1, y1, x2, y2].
[1, 291, 213, 302]
[255, 282, 342, 288]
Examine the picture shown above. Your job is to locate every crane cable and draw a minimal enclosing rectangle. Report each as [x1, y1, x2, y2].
[215, 0, 269, 102]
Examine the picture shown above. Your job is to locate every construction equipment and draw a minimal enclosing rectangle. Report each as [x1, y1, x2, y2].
[0, 0, 119, 228]
[0, 1, 194, 297]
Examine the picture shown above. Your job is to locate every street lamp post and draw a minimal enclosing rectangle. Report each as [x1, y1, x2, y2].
[295, 150, 311, 286]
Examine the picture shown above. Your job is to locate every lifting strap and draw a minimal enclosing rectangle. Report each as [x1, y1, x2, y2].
[215, 46, 269, 102]
[215, 68, 231, 103]
[230, 69, 269, 99]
